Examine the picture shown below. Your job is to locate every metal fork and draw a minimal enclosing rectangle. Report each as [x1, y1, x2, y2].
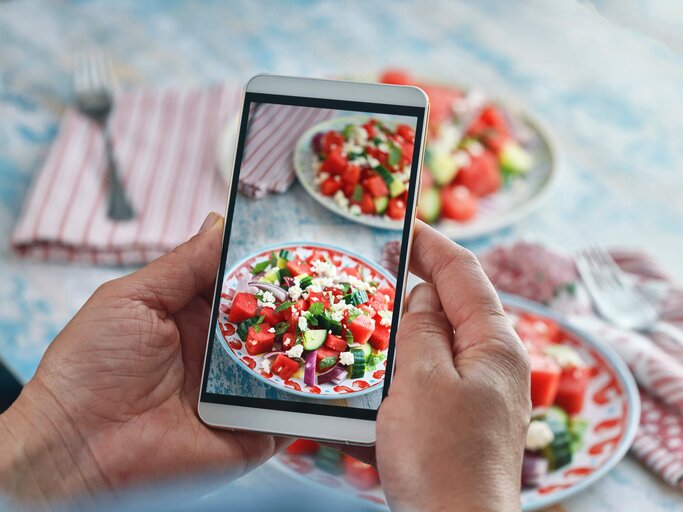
[575, 247, 683, 346]
[73, 51, 134, 221]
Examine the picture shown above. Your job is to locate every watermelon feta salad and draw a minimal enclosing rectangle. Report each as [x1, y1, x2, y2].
[379, 69, 534, 224]
[510, 311, 590, 488]
[221, 246, 394, 395]
[310, 118, 415, 222]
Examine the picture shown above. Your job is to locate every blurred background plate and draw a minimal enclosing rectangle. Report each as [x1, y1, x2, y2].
[269, 292, 640, 512]
[215, 78, 559, 241]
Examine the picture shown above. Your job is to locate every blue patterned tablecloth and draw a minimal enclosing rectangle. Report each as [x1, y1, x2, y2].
[1, 1, 682, 510]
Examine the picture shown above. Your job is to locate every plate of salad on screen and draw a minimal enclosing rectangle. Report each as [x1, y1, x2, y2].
[294, 115, 415, 231]
[216, 243, 396, 398]
[270, 294, 639, 511]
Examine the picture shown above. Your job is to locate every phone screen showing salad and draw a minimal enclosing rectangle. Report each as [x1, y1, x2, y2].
[199, 81, 426, 431]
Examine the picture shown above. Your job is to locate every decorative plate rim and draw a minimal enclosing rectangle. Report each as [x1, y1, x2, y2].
[216, 241, 397, 400]
[267, 292, 640, 511]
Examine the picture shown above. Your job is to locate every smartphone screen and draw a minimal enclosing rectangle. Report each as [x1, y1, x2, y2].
[201, 91, 425, 421]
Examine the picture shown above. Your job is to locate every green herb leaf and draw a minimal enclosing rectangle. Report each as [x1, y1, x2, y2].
[251, 259, 271, 274]
[308, 301, 324, 316]
[274, 321, 290, 336]
[305, 312, 319, 326]
[388, 145, 401, 167]
[275, 301, 295, 313]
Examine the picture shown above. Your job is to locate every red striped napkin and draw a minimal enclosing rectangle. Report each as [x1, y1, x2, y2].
[383, 240, 683, 489]
[12, 83, 333, 265]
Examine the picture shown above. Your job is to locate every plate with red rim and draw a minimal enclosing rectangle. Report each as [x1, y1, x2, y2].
[268, 293, 640, 511]
[216, 242, 396, 399]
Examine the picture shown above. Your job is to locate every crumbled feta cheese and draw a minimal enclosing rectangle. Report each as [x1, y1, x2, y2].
[298, 315, 308, 332]
[333, 190, 350, 210]
[330, 309, 345, 322]
[339, 351, 355, 366]
[366, 155, 380, 168]
[379, 310, 393, 327]
[261, 291, 275, 306]
[268, 327, 275, 333]
[453, 150, 471, 169]
[377, 142, 390, 153]
[261, 358, 272, 372]
[466, 140, 485, 156]
[349, 204, 362, 216]
[286, 344, 304, 359]
[288, 283, 303, 300]
[311, 259, 336, 277]
[544, 345, 585, 369]
[525, 420, 555, 451]
[315, 171, 330, 185]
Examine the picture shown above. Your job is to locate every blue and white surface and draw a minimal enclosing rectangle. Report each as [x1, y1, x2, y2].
[1, 1, 682, 510]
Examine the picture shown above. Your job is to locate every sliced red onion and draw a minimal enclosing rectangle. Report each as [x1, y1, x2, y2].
[281, 276, 295, 289]
[331, 372, 349, 385]
[311, 132, 324, 153]
[521, 451, 548, 488]
[262, 351, 285, 360]
[304, 350, 317, 387]
[248, 281, 288, 302]
[318, 365, 347, 385]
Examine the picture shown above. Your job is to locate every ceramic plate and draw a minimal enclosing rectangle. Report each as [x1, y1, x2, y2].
[269, 293, 640, 510]
[216, 242, 395, 399]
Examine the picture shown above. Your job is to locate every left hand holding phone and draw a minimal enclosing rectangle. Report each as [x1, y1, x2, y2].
[0, 212, 285, 504]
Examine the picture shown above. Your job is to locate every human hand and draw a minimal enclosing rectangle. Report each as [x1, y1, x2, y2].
[0, 213, 284, 503]
[376, 222, 531, 511]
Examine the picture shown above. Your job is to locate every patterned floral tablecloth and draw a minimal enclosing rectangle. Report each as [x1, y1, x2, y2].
[1, 1, 682, 510]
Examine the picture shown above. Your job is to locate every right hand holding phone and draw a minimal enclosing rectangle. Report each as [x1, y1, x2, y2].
[375, 222, 531, 511]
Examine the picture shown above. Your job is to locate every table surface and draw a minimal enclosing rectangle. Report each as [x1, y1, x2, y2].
[1, 0, 682, 510]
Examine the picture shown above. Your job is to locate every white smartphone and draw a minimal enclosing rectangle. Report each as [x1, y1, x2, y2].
[198, 74, 428, 445]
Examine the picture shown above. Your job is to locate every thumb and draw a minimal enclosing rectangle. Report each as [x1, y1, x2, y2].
[120, 212, 224, 313]
[393, 283, 456, 379]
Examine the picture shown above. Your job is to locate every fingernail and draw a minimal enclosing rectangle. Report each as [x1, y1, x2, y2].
[407, 283, 442, 313]
[198, 212, 221, 234]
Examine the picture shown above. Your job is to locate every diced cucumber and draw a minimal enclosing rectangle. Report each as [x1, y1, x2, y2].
[302, 329, 327, 351]
[315, 446, 343, 474]
[342, 124, 355, 141]
[374, 165, 404, 197]
[376, 165, 394, 186]
[278, 249, 292, 260]
[345, 289, 368, 306]
[348, 349, 367, 378]
[388, 144, 401, 167]
[352, 184, 363, 202]
[276, 257, 289, 269]
[388, 179, 406, 198]
[299, 274, 313, 289]
[542, 417, 573, 470]
[500, 141, 532, 177]
[361, 343, 372, 360]
[374, 196, 388, 214]
[417, 187, 441, 223]
[545, 406, 569, 426]
[261, 268, 280, 284]
[427, 150, 459, 186]
[569, 417, 588, 453]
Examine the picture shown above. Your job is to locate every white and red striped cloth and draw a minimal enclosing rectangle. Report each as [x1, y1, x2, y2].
[383, 240, 683, 489]
[12, 82, 334, 265]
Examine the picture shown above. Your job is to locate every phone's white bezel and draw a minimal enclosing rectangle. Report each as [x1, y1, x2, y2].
[198, 74, 429, 445]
